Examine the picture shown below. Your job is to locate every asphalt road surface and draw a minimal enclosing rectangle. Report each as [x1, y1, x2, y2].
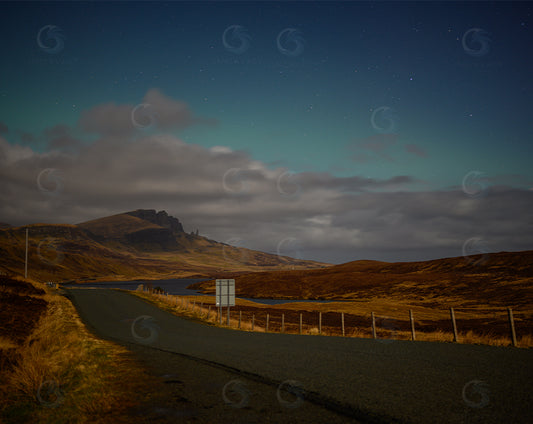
[66, 288, 533, 424]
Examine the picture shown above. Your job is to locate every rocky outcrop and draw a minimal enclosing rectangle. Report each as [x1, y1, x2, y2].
[124, 227, 180, 251]
[125, 209, 184, 234]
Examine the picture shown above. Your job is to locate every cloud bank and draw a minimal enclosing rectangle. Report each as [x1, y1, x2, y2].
[1, 91, 532, 263]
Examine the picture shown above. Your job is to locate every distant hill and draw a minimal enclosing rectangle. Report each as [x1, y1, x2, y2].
[188, 250, 533, 309]
[0, 209, 328, 282]
[0, 223, 10, 229]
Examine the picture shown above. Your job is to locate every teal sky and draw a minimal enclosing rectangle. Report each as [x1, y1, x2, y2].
[1, 1, 532, 263]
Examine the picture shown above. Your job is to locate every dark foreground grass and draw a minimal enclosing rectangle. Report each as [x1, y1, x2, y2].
[0, 281, 166, 424]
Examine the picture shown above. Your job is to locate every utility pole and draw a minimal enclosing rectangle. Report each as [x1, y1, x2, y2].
[25, 227, 28, 279]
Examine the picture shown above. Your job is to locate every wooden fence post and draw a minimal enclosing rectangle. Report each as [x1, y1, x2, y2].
[409, 309, 416, 341]
[371, 312, 377, 339]
[266, 314, 269, 332]
[299, 313, 302, 335]
[319, 312, 322, 335]
[508, 307, 517, 347]
[239, 310, 242, 329]
[450, 307, 458, 342]
[252, 314, 255, 331]
[341, 312, 345, 337]
[281, 314, 285, 333]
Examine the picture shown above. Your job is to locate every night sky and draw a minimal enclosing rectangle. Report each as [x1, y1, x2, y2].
[1, 1, 532, 264]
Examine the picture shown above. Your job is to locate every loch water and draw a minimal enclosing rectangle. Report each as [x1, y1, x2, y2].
[60, 278, 336, 305]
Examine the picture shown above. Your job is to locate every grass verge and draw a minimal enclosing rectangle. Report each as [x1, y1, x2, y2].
[0, 283, 164, 424]
[132, 290, 532, 348]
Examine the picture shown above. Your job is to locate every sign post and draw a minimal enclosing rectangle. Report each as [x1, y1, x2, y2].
[216, 279, 235, 326]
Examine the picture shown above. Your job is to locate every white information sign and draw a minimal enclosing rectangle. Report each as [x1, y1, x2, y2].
[216, 279, 235, 307]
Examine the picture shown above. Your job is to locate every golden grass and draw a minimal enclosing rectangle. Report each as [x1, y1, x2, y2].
[0, 283, 163, 424]
[0, 337, 19, 350]
[133, 290, 532, 348]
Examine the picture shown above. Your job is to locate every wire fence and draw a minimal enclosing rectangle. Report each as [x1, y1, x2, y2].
[139, 286, 531, 348]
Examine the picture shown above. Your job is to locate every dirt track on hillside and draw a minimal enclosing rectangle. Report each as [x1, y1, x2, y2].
[66, 288, 533, 424]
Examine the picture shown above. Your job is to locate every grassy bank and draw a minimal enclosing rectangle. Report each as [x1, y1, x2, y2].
[0, 278, 164, 423]
[132, 290, 532, 348]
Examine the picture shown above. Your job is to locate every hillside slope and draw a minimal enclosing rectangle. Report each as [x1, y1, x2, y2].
[188, 250, 533, 309]
[0, 210, 328, 282]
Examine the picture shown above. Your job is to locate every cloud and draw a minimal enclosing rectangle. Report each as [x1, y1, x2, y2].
[18, 131, 35, 144]
[44, 125, 82, 151]
[78, 102, 139, 136]
[78, 88, 213, 136]
[349, 133, 398, 163]
[0, 122, 8, 134]
[405, 143, 427, 158]
[350, 136, 429, 163]
[0, 131, 532, 263]
[1, 92, 531, 263]
[143, 88, 197, 129]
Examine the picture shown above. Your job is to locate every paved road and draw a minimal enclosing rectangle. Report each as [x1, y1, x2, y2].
[66, 288, 533, 424]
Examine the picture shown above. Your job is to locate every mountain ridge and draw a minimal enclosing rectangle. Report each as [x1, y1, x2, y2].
[0, 209, 329, 281]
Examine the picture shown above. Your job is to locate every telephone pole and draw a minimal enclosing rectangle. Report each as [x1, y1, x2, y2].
[25, 227, 28, 279]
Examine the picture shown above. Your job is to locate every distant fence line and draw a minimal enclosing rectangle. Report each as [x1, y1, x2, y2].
[138, 285, 521, 347]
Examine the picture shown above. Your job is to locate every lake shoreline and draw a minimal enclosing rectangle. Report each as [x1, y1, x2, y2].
[59, 278, 338, 305]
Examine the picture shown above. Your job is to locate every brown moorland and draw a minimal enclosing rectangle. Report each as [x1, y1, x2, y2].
[0, 276, 48, 373]
[187, 250, 533, 346]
